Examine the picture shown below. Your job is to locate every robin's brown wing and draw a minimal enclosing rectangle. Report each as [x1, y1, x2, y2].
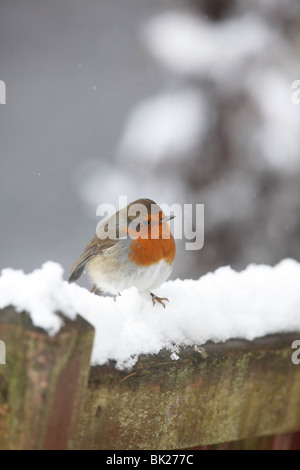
[68, 235, 117, 283]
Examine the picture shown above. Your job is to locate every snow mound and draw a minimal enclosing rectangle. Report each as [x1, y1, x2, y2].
[0, 259, 299, 369]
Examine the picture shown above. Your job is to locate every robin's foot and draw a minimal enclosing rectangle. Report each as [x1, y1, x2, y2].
[91, 285, 102, 296]
[150, 292, 169, 308]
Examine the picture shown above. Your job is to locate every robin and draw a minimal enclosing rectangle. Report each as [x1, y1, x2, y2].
[68, 198, 176, 307]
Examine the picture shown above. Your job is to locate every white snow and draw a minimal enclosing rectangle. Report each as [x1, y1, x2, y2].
[117, 90, 208, 165]
[143, 12, 275, 79]
[0, 259, 299, 369]
[247, 69, 300, 173]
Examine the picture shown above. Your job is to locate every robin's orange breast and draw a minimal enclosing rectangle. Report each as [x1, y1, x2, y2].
[128, 235, 176, 267]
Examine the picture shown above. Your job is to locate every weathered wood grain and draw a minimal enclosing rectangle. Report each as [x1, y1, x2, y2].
[0, 306, 299, 449]
[0, 306, 94, 450]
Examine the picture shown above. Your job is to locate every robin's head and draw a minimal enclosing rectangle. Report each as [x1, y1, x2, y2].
[125, 198, 174, 240]
[97, 198, 174, 241]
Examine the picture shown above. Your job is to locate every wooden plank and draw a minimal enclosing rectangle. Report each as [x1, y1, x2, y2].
[75, 333, 300, 450]
[0, 306, 94, 450]
[190, 431, 300, 450]
[0, 305, 299, 449]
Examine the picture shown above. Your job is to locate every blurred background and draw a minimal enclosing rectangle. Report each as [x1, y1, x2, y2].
[0, 0, 300, 285]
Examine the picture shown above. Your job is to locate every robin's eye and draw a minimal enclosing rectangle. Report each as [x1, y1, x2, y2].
[143, 219, 151, 225]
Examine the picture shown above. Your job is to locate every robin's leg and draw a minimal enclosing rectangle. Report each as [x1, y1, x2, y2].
[91, 285, 103, 296]
[150, 292, 169, 308]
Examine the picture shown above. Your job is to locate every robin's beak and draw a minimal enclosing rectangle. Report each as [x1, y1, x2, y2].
[161, 214, 175, 222]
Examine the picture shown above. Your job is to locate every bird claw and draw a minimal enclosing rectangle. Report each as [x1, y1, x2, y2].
[150, 292, 169, 308]
[91, 285, 103, 296]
